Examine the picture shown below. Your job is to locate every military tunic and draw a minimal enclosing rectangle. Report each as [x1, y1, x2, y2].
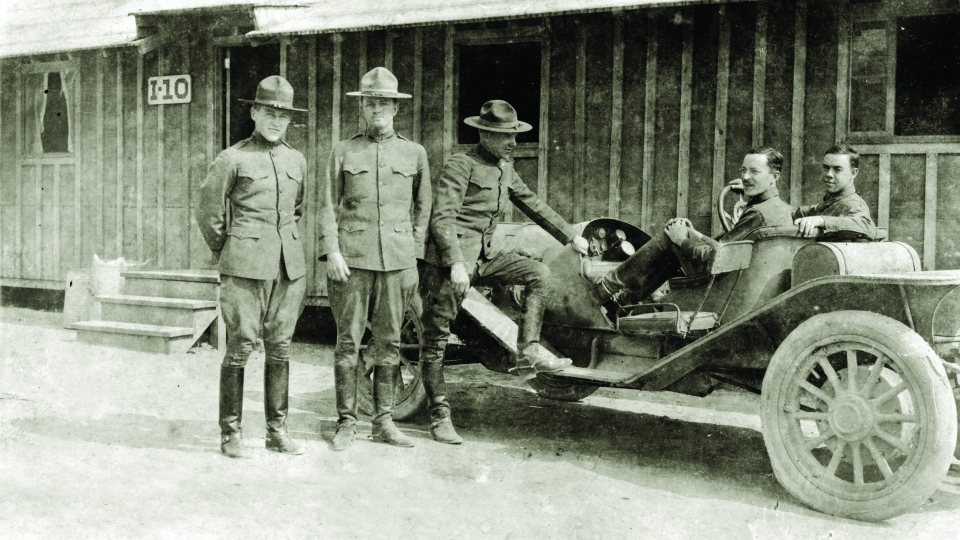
[421, 144, 577, 351]
[603, 189, 794, 297]
[198, 132, 308, 367]
[793, 183, 877, 239]
[318, 131, 431, 367]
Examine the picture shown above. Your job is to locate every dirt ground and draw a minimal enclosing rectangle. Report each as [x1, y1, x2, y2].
[3, 306, 960, 540]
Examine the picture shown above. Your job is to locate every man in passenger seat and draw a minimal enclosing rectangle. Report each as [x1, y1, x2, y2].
[592, 147, 795, 305]
[792, 143, 878, 240]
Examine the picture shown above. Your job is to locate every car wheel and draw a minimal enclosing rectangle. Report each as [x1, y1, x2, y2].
[357, 296, 428, 421]
[761, 311, 956, 521]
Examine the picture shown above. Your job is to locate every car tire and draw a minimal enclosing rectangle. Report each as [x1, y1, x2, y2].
[761, 310, 956, 521]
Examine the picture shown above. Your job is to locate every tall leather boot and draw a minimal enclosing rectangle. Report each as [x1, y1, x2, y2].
[420, 345, 462, 445]
[371, 365, 414, 447]
[219, 365, 252, 459]
[331, 362, 358, 451]
[264, 362, 304, 455]
[593, 233, 679, 304]
[511, 293, 572, 378]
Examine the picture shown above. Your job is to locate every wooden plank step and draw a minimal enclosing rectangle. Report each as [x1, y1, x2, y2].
[69, 320, 193, 338]
[96, 294, 218, 309]
[545, 366, 633, 385]
[122, 269, 220, 283]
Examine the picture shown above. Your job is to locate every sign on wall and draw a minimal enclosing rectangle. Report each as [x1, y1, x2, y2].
[147, 75, 192, 105]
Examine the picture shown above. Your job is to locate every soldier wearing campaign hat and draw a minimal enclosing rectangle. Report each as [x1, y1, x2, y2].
[418, 100, 589, 445]
[198, 75, 308, 459]
[318, 67, 431, 450]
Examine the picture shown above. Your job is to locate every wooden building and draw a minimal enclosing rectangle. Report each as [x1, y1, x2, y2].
[3, 0, 960, 306]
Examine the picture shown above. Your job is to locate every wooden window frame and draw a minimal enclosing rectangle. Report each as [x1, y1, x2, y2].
[449, 25, 549, 159]
[843, 1, 960, 144]
[16, 60, 78, 164]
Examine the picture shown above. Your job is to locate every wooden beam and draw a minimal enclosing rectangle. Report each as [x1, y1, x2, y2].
[608, 14, 624, 218]
[677, 12, 694, 219]
[134, 32, 174, 56]
[884, 18, 897, 135]
[280, 41, 287, 79]
[790, 0, 807, 206]
[454, 26, 544, 44]
[74, 59, 82, 269]
[384, 30, 394, 71]
[753, 1, 767, 147]
[856, 143, 960, 155]
[34, 165, 41, 277]
[224, 49, 231, 147]
[413, 28, 423, 143]
[712, 7, 731, 235]
[574, 24, 586, 223]
[443, 25, 454, 165]
[357, 34, 367, 133]
[97, 52, 105, 257]
[157, 48, 165, 268]
[538, 23, 551, 200]
[54, 164, 61, 278]
[182, 42, 191, 264]
[0, 61, 3, 274]
[877, 153, 890, 230]
[116, 51, 124, 257]
[137, 53, 144, 262]
[923, 152, 937, 270]
[641, 15, 658, 231]
[835, 0, 850, 142]
[309, 37, 318, 289]
[15, 66, 23, 275]
[332, 34, 342, 145]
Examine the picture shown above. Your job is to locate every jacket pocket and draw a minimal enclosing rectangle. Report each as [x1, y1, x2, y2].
[391, 222, 415, 260]
[227, 225, 262, 240]
[342, 160, 373, 200]
[338, 221, 368, 257]
[390, 165, 416, 201]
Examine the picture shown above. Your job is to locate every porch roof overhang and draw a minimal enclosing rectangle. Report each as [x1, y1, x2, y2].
[247, 0, 755, 38]
[0, 0, 752, 60]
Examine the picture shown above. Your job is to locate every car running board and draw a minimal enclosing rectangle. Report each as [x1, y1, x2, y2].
[540, 366, 637, 387]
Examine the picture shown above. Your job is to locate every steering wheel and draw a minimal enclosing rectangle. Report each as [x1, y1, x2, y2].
[717, 185, 747, 232]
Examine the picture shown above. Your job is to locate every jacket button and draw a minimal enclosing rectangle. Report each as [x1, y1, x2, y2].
[380, 221, 385, 226]
[379, 202, 385, 207]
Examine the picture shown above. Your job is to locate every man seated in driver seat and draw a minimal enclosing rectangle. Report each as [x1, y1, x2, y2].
[592, 147, 795, 305]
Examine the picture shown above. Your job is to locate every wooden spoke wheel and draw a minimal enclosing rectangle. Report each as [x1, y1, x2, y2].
[761, 311, 957, 521]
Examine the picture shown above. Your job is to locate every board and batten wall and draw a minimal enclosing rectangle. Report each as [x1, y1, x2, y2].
[2, 0, 959, 301]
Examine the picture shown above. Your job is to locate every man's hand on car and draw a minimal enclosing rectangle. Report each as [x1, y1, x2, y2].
[664, 219, 691, 245]
[570, 235, 589, 256]
[795, 216, 825, 238]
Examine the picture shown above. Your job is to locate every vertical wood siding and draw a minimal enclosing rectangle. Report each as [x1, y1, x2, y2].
[3, 0, 960, 293]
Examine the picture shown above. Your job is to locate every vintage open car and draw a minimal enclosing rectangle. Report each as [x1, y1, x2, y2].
[354, 191, 960, 522]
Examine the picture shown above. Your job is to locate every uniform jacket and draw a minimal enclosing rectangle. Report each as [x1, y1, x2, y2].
[677, 188, 794, 266]
[317, 131, 431, 272]
[793, 184, 877, 238]
[198, 132, 307, 281]
[426, 144, 576, 267]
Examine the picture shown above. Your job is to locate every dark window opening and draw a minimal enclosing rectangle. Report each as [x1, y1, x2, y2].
[41, 73, 70, 153]
[22, 70, 74, 154]
[895, 14, 960, 136]
[457, 42, 540, 145]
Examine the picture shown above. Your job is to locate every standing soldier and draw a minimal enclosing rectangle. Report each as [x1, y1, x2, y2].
[420, 100, 589, 445]
[198, 76, 308, 459]
[318, 67, 431, 450]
